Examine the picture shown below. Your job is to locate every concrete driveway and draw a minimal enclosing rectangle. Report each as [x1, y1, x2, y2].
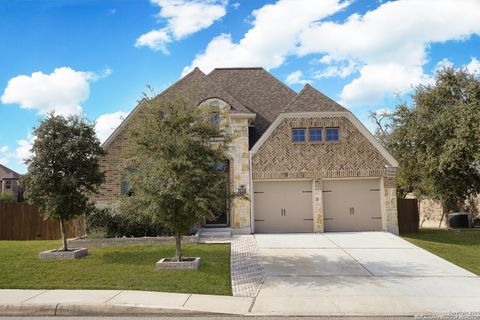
[251, 232, 480, 316]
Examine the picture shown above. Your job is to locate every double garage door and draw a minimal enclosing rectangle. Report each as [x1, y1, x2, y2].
[253, 179, 382, 233]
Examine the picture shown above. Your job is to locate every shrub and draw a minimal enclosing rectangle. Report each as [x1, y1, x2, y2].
[86, 203, 168, 238]
[0, 193, 16, 203]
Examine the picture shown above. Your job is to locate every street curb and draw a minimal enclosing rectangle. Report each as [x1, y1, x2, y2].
[0, 303, 233, 317]
[0, 304, 57, 316]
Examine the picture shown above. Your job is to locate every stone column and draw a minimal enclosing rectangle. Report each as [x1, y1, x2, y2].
[313, 179, 325, 233]
[383, 167, 399, 234]
[229, 118, 251, 234]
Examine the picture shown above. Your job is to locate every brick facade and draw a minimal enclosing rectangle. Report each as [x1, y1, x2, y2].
[252, 116, 390, 179]
[93, 127, 131, 204]
[94, 98, 253, 232]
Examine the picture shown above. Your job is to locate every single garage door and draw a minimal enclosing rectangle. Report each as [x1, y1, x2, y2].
[253, 180, 313, 233]
[323, 179, 382, 232]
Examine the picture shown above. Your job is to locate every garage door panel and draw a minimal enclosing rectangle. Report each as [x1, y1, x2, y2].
[323, 179, 382, 232]
[254, 181, 313, 233]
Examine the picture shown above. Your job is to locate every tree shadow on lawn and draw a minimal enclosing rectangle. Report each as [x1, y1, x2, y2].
[98, 244, 229, 266]
[99, 246, 175, 266]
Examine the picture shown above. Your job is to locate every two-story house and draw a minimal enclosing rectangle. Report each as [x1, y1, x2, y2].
[95, 67, 399, 234]
[0, 164, 21, 197]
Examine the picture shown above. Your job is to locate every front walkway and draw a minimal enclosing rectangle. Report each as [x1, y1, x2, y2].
[230, 235, 264, 297]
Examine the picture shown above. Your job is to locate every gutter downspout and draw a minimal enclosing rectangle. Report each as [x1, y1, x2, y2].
[249, 151, 254, 234]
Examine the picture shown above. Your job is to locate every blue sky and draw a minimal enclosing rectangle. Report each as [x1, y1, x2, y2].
[1, 0, 479, 173]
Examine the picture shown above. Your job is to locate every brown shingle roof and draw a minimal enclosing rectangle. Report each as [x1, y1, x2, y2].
[207, 67, 297, 145]
[158, 67, 252, 114]
[102, 67, 253, 148]
[0, 164, 21, 180]
[282, 84, 348, 113]
[103, 67, 349, 150]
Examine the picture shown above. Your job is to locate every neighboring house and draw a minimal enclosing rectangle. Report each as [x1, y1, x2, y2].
[94, 67, 399, 234]
[0, 164, 21, 197]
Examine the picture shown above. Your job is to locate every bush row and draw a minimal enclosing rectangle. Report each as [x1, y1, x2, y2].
[86, 203, 168, 238]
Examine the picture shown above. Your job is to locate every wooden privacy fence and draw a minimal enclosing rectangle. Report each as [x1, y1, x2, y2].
[397, 198, 419, 233]
[0, 203, 84, 240]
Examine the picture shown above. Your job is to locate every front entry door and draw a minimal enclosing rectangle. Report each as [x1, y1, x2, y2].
[204, 161, 230, 227]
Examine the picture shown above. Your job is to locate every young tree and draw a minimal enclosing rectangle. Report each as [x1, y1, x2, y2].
[378, 68, 480, 224]
[22, 114, 104, 251]
[121, 93, 230, 261]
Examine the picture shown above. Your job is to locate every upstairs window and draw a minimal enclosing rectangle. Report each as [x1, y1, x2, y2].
[326, 127, 340, 141]
[210, 112, 220, 125]
[292, 128, 306, 142]
[121, 168, 137, 197]
[121, 180, 132, 196]
[309, 128, 322, 142]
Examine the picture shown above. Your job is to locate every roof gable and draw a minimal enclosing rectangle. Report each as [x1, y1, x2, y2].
[158, 67, 251, 114]
[283, 84, 347, 113]
[251, 112, 398, 167]
[0, 164, 21, 179]
[207, 67, 297, 144]
[102, 67, 253, 149]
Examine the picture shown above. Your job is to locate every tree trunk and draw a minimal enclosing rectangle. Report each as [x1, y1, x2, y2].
[175, 231, 182, 261]
[59, 219, 68, 251]
[438, 212, 446, 228]
[439, 203, 447, 228]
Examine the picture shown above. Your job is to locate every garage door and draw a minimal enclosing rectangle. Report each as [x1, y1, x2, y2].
[323, 179, 382, 232]
[253, 180, 313, 233]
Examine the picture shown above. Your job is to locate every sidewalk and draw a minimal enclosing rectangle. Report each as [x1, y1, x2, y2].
[0, 289, 253, 316]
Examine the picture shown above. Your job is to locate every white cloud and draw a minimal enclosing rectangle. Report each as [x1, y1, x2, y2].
[136, 0, 227, 52]
[135, 29, 172, 53]
[184, 0, 480, 107]
[318, 55, 334, 64]
[296, 0, 480, 106]
[285, 70, 311, 85]
[433, 56, 480, 76]
[465, 57, 480, 75]
[95, 111, 128, 143]
[0, 67, 108, 116]
[435, 58, 454, 71]
[0, 146, 9, 166]
[15, 134, 35, 164]
[340, 64, 430, 106]
[314, 60, 357, 79]
[182, 0, 349, 75]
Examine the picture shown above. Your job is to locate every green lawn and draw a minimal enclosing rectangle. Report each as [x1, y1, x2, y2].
[402, 228, 480, 276]
[0, 241, 231, 295]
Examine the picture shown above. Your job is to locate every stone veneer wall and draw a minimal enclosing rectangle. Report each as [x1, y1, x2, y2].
[227, 117, 251, 231]
[383, 167, 398, 234]
[94, 98, 252, 232]
[312, 180, 324, 232]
